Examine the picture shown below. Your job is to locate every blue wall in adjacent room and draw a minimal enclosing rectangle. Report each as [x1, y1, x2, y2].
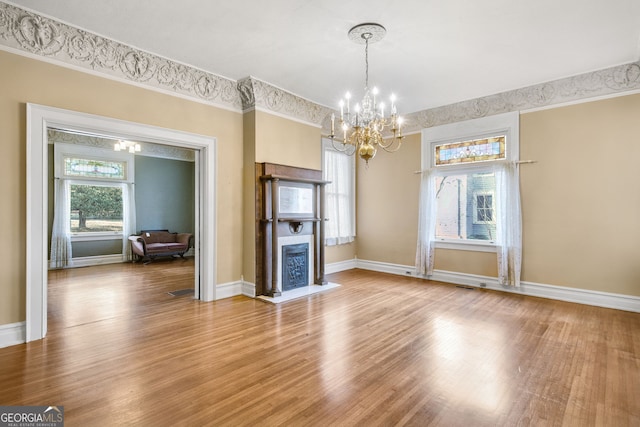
[134, 156, 195, 235]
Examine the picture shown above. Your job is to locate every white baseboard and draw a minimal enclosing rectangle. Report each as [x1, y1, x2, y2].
[241, 281, 256, 298]
[216, 280, 244, 300]
[49, 254, 125, 269]
[326, 258, 358, 274]
[0, 322, 25, 348]
[215, 280, 256, 299]
[354, 259, 640, 313]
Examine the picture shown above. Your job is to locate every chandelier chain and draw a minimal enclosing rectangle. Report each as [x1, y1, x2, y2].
[365, 37, 369, 89]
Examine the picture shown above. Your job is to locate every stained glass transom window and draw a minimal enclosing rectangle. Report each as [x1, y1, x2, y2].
[435, 135, 506, 166]
[64, 157, 126, 180]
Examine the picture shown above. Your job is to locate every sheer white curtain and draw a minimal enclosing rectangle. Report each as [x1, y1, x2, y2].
[324, 145, 355, 245]
[494, 161, 522, 286]
[415, 169, 437, 276]
[50, 179, 73, 269]
[122, 182, 136, 261]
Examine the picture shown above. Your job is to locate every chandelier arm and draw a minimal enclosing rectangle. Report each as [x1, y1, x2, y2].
[330, 138, 357, 156]
[378, 137, 404, 152]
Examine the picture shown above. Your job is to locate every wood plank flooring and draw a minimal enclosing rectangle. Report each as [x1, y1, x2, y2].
[1, 260, 639, 426]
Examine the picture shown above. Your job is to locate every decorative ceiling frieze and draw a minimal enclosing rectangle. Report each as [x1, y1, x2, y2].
[0, 2, 242, 111]
[2, 2, 640, 134]
[237, 76, 333, 127]
[400, 61, 640, 134]
[47, 129, 196, 162]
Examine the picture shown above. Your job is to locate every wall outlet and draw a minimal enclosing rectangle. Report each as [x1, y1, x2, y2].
[479, 282, 487, 288]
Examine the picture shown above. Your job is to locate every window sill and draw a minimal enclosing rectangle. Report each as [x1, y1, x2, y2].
[71, 233, 123, 242]
[435, 239, 496, 253]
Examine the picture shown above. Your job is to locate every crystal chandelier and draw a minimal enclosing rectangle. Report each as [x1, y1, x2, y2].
[329, 23, 404, 165]
[114, 139, 141, 153]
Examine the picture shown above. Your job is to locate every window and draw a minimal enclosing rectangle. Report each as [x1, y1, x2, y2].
[435, 173, 496, 242]
[420, 112, 519, 253]
[322, 138, 355, 246]
[54, 143, 135, 241]
[70, 183, 124, 233]
[473, 191, 495, 225]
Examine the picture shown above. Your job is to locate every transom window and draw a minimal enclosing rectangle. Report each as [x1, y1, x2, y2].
[64, 157, 126, 179]
[434, 135, 505, 165]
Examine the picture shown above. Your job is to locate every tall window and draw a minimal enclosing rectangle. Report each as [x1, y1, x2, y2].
[417, 112, 522, 286]
[51, 142, 136, 268]
[323, 138, 355, 246]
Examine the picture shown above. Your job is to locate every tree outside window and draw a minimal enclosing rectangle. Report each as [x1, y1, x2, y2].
[70, 183, 123, 233]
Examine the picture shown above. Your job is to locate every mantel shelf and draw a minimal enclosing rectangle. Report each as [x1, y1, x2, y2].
[260, 174, 330, 185]
[259, 218, 325, 223]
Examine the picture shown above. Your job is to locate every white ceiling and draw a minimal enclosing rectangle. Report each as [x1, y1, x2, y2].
[9, 0, 640, 114]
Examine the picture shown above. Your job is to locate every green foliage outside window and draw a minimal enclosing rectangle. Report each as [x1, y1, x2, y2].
[70, 184, 123, 232]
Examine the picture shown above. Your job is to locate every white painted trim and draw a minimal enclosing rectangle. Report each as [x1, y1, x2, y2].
[27, 103, 217, 342]
[214, 280, 256, 299]
[434, 240, 497, 253]
[326, 258, 358, 274]
[70, 234, 123, 242]
[0, 322, 26, 348]
[216, 281, 244, 300]
[242, 281, 256, 298]
[354, 259, 640, 313]
[63, 254, 124, 268]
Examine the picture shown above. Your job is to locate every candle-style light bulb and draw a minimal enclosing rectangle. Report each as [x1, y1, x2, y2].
[339, 100, 344, 119]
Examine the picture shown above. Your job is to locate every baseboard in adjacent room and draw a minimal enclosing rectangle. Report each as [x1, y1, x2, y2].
[51, 254, 125, 269]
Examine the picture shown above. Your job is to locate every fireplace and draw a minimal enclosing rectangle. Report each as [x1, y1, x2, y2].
[256, 163, 329, 297]
[282, 243, 309, 291]
[278, 234, 314, 292]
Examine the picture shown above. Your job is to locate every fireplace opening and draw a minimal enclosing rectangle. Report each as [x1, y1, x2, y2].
[282, 243, 309, 291]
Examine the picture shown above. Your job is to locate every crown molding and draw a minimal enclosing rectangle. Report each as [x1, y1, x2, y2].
[237, 76, 333, 127]
[0, 2, 242, 111]
[2, 2, 640, 132]
[401, 61, 640, 133]
[47, 129, 196, 162]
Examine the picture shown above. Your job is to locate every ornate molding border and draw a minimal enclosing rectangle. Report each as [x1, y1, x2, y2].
[401, 61, 640, 133]
[2, 2, 640, 131]
[48, 129, 196, 161]
[237, 76, 334, 126]
[0, 2, 242, 110]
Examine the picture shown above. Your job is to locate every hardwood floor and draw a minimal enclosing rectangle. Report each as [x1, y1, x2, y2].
[1, 261, 639, 426]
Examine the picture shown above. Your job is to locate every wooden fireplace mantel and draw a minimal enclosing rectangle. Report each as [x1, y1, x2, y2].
[255, 163, 329, 297]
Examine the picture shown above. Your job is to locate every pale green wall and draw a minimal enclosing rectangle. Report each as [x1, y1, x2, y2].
[135, 156, 195, 234]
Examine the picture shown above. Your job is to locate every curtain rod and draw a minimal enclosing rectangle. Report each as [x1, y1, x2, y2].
[413, 160, 537, 174]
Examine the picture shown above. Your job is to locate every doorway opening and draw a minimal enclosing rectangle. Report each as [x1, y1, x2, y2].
[26, 104, 217, 342]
